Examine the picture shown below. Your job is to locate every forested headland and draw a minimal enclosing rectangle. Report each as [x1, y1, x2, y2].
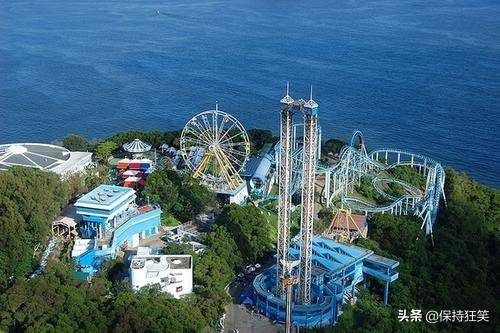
[0, 130, 498, 332]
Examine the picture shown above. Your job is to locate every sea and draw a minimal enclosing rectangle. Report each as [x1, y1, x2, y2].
[0, 0, 499, 187]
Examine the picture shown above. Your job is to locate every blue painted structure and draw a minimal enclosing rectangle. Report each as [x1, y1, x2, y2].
[240, 154, 275, 196]
[250, 154, 273, 192]
[75, 207, 162, 275]
[75, 185, 137, 239]
[251, 237, 399, 328]
[73, 185, 162, 277]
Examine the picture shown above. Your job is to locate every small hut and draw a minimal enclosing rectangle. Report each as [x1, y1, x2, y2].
[52, 216, 78, 239]
[324, 209, 367, 243]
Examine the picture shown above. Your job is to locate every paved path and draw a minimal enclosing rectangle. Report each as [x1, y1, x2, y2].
[224, 281, 281, 333]
[30, 236, 58, 278]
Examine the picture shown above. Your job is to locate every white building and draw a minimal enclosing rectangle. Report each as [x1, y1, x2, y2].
[129, 247, 193, 298]
[0, 143, 92, 177]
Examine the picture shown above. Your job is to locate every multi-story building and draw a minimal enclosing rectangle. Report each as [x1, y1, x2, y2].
[129, 247, 193, 298]
[72, 185, 162, 277]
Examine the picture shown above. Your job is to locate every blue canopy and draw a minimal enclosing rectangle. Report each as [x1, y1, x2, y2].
[241, 296, 254, 305]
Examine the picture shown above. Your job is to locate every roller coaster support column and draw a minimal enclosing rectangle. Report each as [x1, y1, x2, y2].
[324, 170, 331, 207]
[317, 125, 322, 159]
[299, 88, 319, 305]
[384, 281, 389, 305]
[277, 83, 295, 296]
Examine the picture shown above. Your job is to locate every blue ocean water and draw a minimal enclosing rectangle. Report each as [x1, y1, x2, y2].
[0, 0, 499, 187]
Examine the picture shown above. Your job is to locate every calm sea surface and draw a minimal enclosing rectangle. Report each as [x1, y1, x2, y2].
[0, 0, 499, 187]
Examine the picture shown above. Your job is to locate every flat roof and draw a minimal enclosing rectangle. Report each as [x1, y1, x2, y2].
[131, 254, 192, 270]
[288, 237, 373, 273]
[75, 185, 135, 210]
[365, 254, 400, 269]
[166, 255, 192, 270]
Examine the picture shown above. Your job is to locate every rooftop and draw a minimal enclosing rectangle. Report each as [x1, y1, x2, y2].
[240, 156, 263, 178]
[332, 211, 367, 232]
[122, 139, 152, 153]
[75, 185, 135, 209]
[289, 237, 372, 273]
[131, 249, 192, 270]
[0, 143, 92, 175]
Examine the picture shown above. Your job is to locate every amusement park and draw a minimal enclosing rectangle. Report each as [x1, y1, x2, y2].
[2, 84, 495, 333]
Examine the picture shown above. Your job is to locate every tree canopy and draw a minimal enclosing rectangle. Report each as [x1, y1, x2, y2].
[326, 168, 499, 332]
[144, 168, 215, 222]
[107, 130, 181, 149]
[215, 204, 274, 263]
[0, 167, 68, 288]
[247, 129, 279, 154]
[0, 261, 211, 333]
[62, 134, 90, 152]
[321, 138, 347, 157]
[95, 141, 118, 160]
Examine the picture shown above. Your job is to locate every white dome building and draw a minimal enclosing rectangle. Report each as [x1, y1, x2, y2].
[0, 143, 92, 176]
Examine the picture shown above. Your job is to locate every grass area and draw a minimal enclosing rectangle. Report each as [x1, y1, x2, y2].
[354, 176, 388, 205]
[161, 214, 182, 227]
[388, 165, 426, 189]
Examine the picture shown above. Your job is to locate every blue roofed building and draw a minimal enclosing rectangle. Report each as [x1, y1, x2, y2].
[75, 185, 137, 239]
[240, 152, 276, 197]
[72, 185, 162, 278]
[251, 237, 399, 328]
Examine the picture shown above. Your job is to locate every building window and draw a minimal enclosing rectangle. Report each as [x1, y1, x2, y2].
[176, 286, 183, 292]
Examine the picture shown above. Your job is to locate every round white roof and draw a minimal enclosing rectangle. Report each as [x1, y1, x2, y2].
[6, 145, 28, 155]
[122, 139, 152, 153]
[0, 143, 89, 174]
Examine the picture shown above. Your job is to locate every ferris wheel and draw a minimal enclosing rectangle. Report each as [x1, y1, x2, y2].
[180, 108, 250, 191]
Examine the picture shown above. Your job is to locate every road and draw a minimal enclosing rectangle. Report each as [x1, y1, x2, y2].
[224, 280, 281, 333]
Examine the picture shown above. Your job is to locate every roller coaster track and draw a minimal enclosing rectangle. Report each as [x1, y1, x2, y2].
[281, 130, 446, 240]
[320, 131, 446, 240]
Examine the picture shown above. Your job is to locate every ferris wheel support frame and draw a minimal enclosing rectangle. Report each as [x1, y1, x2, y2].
[180, 108, 250, 192]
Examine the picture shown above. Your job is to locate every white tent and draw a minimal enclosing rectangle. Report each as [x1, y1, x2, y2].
[122, 139, 152, 154]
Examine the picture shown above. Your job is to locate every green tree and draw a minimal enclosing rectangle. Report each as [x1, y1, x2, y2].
[143, 170, 179, 212]
[107, 130, 181, 149]
[110, 287, 205, 333]
[95, 141, 118, 160]
[85, 164, 111, 189]
[388, 165, 426, 189]
[0, 167, 67, 288]
[194, 251, 233, 290]
[321, 138, 347, 157]
[64, 172, 88, 198]
[342, 168, 500, 332]
[0, 262, 109, 332]
[144, 169, 215, 222]
[247, 129, 278, 154]
[62, 134, 89, 151]
[215, 204, 274, 262]
[205, 225, 243, 271]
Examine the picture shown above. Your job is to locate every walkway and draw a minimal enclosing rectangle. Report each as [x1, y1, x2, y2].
[224, 281, 280, 333]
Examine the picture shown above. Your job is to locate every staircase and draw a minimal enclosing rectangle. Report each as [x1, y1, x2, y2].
[71, 239, 95, 257]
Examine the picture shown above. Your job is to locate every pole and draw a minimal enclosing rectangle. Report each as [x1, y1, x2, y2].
[285, 282, 293, 333]
[282, 274, 299, 333]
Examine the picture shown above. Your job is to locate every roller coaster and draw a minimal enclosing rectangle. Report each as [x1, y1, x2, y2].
[317, 130, 446, 242]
